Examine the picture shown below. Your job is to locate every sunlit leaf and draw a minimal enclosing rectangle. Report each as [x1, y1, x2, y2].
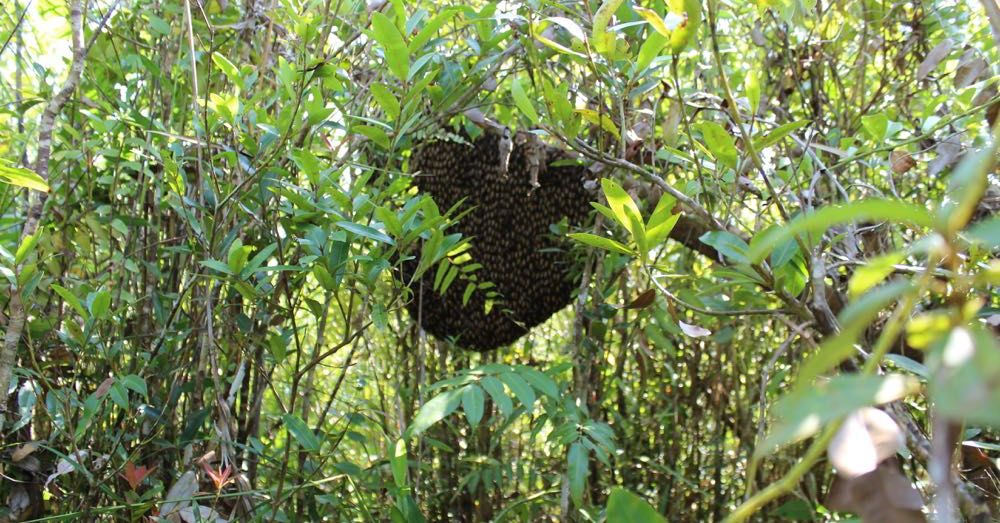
[568, 233, 634, 256]
[0, 162, 48, 192]
[747, 200, 934, 263]
[371, 12, 409, 81]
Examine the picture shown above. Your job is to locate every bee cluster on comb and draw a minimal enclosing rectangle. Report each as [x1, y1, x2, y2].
[403, 131, 593, 351]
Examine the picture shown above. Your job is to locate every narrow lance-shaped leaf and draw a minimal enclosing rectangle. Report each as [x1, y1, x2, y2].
[0, 162, 49, 192]
[462, 384, 485, 427]
[567, 442, 589, 506]
[371, 12, 409, 81]
[746, 200, 934, 263]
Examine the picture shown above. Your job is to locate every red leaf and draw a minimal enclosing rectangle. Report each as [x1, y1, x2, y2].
[201, 461, 234, 491]
[121, 461, 155, 490]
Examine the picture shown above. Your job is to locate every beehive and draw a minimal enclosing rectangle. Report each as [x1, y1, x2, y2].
[403, 131, 593, 351]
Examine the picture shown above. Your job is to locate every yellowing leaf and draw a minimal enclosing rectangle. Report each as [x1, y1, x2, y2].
[592, 0, 625, 55]
[0, 162, 49, 193]
[577, 109, 619, 135]
[633, 7, 672, 37]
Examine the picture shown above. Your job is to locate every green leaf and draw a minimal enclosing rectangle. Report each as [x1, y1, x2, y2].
[121, 375, 148, 397]
[109, 382, 129, 409]
[480, 376, 513, 417]
[0, 162, 48, 192]
[848, 252, 904, 298]
[545, 16, 587, 42]
[667, 0, 701, 53]
[407, 388, 463, 437]
[636, 30, 668, 71]
[461, 385, 485, 427]
[517, 366, 560, 398]
[577, 109, 620, 135]
[89, 290, 111, 320]
[633, 7, 672, 37]
[408, 8, 459, 53]
[931, 327, 1000, 426]
[754, 120, 810, 149]
[592, 0, 625, 55]
[283, 414, 321, 452]
[607, 488, 667, 523]
[745, 70, 761, 115]
[860, 112, 889, 141]
[694, 122, 737, 169]
[795, 280, 914, 386]
[884, 354, 929, 379]
[746, 200, 934, 263]
[243, 243, 278, 276]
[336, 221, 395, 245]
[601, 178, 642, 233]
[760, 374, 920, 454]
[511, 77, 539, 124]
[769, 238, 799, 269]
[567, 442, 588, 506]
[51, 284, 87, 318]
[462, 282, 475, 306]
[646, 212, 679, 247]
[200, 259, 234, 275]
[354, 125, 391, 149]
[390, 438, 408, 488]
[967, 216, 1000, 248]
[499, 371, 535, 410]
[211, 52, 240, 84]
[370, 84, 401, 121]
[699, 231, 750, 264]
[15, 232, 40, 265]
[568, 233, 634, 256]
[227, 239, 250, 274]
[371, 12, 409, 81]
[937, 147, 992, 235]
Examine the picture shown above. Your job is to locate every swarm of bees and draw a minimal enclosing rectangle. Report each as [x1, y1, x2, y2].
[403, 130, 593, 351]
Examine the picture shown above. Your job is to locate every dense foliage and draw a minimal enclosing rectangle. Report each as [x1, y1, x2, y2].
[0, 0, 998, 521]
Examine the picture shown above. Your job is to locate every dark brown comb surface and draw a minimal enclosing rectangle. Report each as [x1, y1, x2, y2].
[403, 132, 592, 351]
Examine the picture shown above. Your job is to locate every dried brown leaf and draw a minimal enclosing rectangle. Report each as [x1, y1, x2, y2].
[11, 441, 41, 462]
[95, 376, 115, 397]
[625, 288, 656, 309]
[917, 39, 953, 80]
[890, 150, 916, 174]
[928, 136, 963, 176]
[954, 50, 988, 89]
